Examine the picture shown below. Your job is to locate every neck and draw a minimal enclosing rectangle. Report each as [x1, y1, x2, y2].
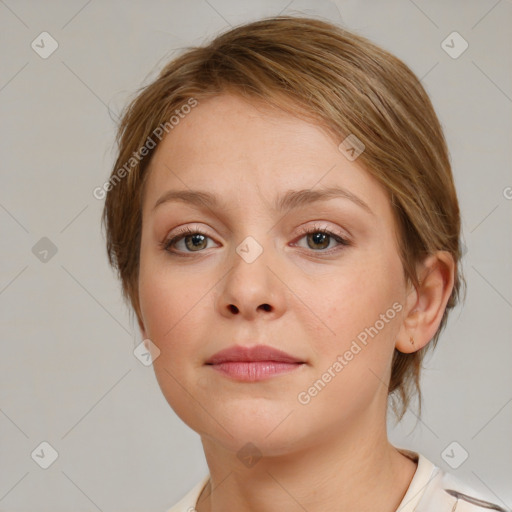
[195, 417, 417, 512]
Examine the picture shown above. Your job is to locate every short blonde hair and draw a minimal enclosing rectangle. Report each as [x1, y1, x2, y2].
[102, 15, 466, 420]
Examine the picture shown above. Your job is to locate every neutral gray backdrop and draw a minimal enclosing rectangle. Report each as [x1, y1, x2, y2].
[1, 0, 511, 510]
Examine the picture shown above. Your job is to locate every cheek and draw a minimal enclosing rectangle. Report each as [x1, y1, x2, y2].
[300, 280, 401, 419]
[137, 253, 218, 432]
[307, 249, 403, 385]
[138, 252, 200, 347]
[319, 250, 402, 333]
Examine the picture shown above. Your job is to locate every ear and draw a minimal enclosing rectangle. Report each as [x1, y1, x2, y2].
[395, 251, 455, 354]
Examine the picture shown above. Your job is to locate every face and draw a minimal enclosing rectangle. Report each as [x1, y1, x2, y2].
[138, 93, 410, 456]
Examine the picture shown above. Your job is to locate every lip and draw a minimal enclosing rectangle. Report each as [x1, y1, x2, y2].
[205, 345, 305, 382]
[205, 344, 304, 365]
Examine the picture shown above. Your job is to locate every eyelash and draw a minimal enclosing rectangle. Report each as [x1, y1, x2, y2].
[160, 223, 351, 257]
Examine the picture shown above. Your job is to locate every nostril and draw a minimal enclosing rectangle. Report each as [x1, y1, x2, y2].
[259, 304, 271, 311]
[228, 304, 239, 314]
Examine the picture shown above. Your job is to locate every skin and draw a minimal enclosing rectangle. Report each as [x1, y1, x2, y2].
[137, 93, 455, 512]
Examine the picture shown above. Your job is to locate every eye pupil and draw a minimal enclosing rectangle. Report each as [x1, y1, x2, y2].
[308, 232, 329, 250]
[185, 234, 207, 251]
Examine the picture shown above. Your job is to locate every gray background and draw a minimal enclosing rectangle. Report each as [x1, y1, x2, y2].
[0, 0, 511, 510]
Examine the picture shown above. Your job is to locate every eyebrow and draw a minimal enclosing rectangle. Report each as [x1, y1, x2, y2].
[152, 186, 374, 216]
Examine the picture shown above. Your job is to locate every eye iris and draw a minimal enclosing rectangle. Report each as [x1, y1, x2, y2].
[307, 232, 329, 250]
[185, 234, 207, 251]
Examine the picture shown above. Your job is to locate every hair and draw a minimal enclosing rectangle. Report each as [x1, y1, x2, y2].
[101, 15, 466, 421]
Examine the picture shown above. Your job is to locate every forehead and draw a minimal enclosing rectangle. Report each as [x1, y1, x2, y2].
[152, 93, 333, 168]
[142, 93, 391, 218]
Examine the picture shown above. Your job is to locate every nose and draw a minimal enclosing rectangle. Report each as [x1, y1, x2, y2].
[216, 239, 287, 321]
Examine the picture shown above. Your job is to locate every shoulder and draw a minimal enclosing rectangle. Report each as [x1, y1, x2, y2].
[417, 467, 511, 512]
[165, 475, 209, 512]
[397, 448, 511, 512]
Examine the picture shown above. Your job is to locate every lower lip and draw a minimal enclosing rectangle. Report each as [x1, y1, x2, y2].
[208, 361, 304, 381]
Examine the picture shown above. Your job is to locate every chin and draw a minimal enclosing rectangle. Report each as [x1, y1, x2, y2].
[201, 425, 306, 460]
[178, 401, 304, 449]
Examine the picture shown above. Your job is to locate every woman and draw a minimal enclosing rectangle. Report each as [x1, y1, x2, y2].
[101, 15, 510, 512]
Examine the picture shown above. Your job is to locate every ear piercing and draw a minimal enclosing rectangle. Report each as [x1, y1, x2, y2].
[410, 336, 415, 346]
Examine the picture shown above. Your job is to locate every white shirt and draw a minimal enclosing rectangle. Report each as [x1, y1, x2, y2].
[165, 449, 510, 511]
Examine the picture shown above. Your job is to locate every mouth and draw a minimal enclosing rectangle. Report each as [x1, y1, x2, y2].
[205, 344, 306, 382]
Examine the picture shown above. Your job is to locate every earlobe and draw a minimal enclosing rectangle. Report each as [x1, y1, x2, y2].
[395, 251, 455, 354]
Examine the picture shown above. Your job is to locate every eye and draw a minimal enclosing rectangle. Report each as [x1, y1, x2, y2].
[293, 224, 351, 253]
[160, 226, 217, 255]
[160, 223, 351, 257]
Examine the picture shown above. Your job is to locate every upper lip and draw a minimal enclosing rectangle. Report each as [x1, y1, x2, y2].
[205, 345, 304, 365]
